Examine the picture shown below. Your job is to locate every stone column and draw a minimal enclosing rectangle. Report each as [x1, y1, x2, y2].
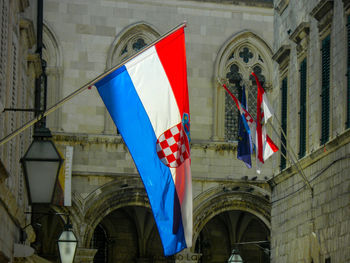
[74, 248, 98, 263]
[175, 249, 201, 263]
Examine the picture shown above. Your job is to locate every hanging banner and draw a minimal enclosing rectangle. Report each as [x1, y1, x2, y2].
[53, 146, 73, 206]
[63, 146, 73, 206]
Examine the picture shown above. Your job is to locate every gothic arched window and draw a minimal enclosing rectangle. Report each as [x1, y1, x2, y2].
[214, 32, 273, 142]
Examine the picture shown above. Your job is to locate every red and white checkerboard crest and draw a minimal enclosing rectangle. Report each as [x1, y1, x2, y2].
[156, 123, 190, 168]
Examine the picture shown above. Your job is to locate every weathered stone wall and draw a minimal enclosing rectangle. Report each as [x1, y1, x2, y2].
[271, 0, 350, 262]
[0, 0, 37, 261]
[43, 0, 275, 243]
[271, 134, 350, 262]
[43, 0, 274, 142]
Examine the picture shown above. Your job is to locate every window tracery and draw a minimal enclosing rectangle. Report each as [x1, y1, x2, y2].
[214, 32, 272, 142]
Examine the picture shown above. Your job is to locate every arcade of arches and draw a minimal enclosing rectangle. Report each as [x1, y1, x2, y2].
[32, 177, 271, 263]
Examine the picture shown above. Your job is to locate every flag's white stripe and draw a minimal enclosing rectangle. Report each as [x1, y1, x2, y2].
[126, 47, 181, 139]
[262, 93, 273, 123]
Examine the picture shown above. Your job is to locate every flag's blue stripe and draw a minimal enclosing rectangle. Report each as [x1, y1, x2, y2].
[95, 66, 186, 256]
[237, 87, 252, 168]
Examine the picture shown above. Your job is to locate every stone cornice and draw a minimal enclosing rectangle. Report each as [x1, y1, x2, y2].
[53, 133, 239, 153]
[275, 0, 289, 15]
[289, 22, 310, 44]
[310, 0, 334, 35]
[270, 128, 350, 186]
[289, 22, 310, 54]
[272, 45, 291, 69]
[20, 18, 36, 49]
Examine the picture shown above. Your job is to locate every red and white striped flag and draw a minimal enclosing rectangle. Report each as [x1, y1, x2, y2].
[251, 72, 278, 173]
[222, 82, 278, 173]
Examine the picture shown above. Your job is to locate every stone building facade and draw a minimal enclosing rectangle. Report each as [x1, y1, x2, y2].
[3, 0, 348, 263]
[270, 0, 350, 262]
[0, 0, 277, 262]
[39, 1, 275, 262]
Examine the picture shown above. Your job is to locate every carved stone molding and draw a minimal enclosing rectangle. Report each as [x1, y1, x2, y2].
[20, 19, 35, 49]
[27, 53, 42, 77]
[272, 45, 291, 70]
[275, 0, 289, 15]
[290, 22, 310, 54]
[310, 0, 334, 35]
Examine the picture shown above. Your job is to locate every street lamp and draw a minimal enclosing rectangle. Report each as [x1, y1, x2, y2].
[57, 218, 78, 263]
[227, 248, 243, 263]
[21, 138, 63, 203]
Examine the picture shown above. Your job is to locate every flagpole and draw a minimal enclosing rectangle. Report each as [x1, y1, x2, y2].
[269, 113, 311, 181]
[267, 121, 313, 192]
[222, 78, 312, 192]
[0, 22, 187, 147]
[240, 78, 312, 191]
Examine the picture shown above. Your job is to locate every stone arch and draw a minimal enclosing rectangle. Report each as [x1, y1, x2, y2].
[213, 30, 273, 141]
[81, 177, 151, 248]
[103, 22, 161, 134]
[42, 20, 63, 131]
[106, 21, 160, 68]
[192, 184, 271, 248]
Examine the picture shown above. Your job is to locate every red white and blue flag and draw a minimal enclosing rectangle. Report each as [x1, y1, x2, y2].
[95, 26, 192, 256]
[222, 81, 278, 173]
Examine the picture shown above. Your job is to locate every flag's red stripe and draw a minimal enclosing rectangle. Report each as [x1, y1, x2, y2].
[155, 28, 190, 234]
[266, 135, 279, 152]
[252, 72, 264, 164]
[155, 27, 189, 118]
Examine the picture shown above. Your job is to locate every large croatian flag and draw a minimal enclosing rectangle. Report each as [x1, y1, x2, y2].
[95, 27, 192, 256]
